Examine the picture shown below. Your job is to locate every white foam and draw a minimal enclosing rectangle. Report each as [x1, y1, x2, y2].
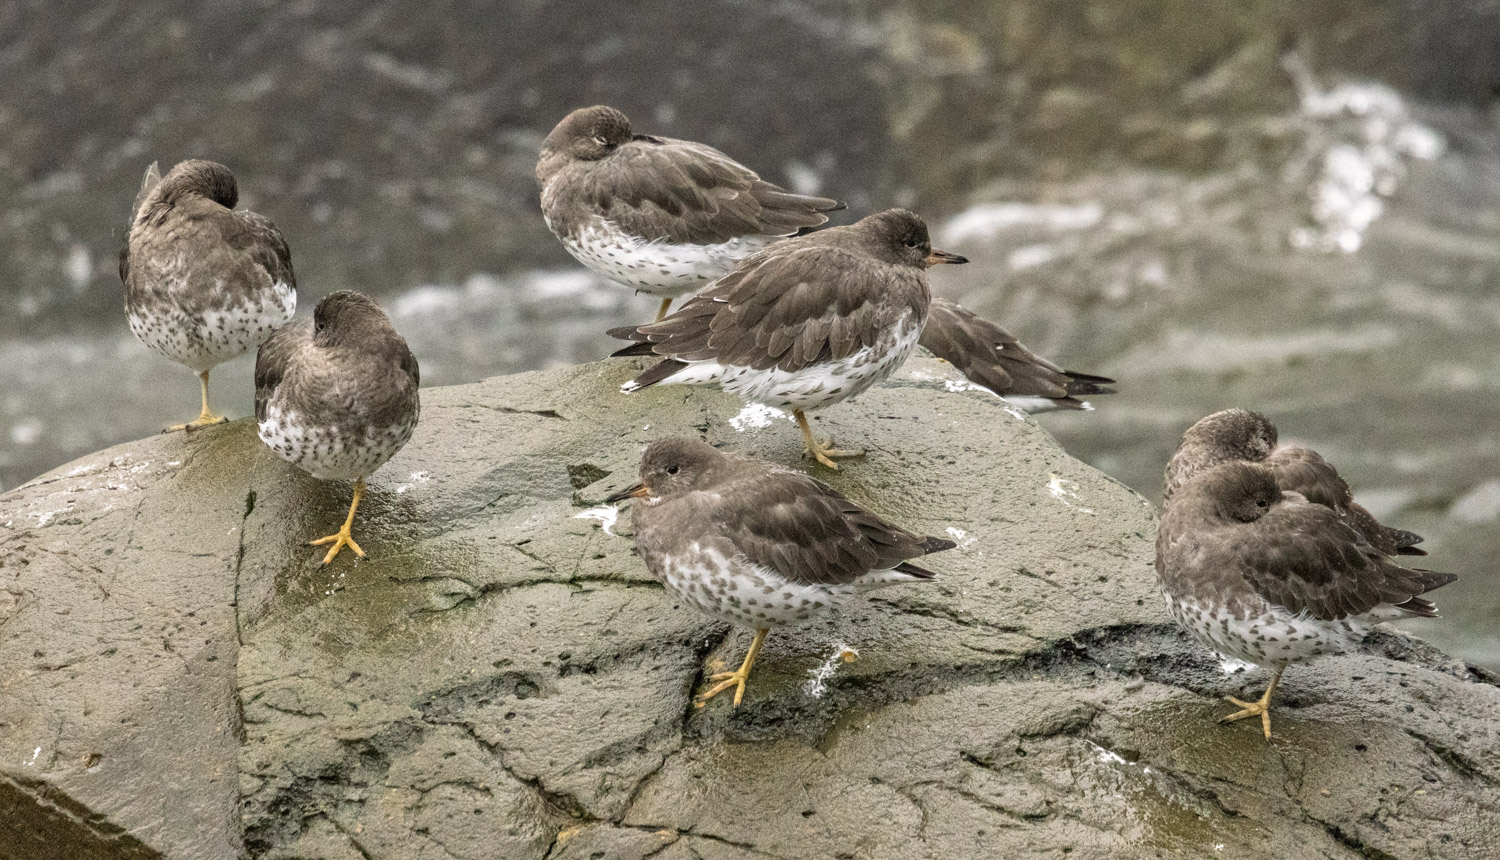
[941, 202, 1103, 244]
[1284, 53, 1445, 255]
[729, 403, 789, 431]
[574, 505, 621, 536]
[944, 527, 977, 550]
[804, 643, 857, 699]
[1046, 473, 1095, 515]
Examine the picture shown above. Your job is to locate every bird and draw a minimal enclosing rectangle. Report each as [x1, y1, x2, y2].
[606, 437, 954, 707]
[536, 105, 844, 321]
[919, 297, 1116, 411]
[1163, 408, 1425, 556]
[120, 159, 296, 431]
[608, 209, 968, 469]
[254, 291, 420, 564]
[1156, 461, 1456, 739]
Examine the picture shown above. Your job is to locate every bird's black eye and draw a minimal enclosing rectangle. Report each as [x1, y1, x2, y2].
[315, 321, 327, 333]
[1255, 498, 1268, 507]
[904, 238, 918, 248]
[666, 465, 680, 476]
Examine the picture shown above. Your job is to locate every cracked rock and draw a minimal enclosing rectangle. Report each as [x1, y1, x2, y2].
[3, 357, 1499, 858]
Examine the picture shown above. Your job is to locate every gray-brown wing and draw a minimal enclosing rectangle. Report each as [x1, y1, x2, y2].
[699, 469, 953, 585]
[1230, 499, 1450, 620]
[920, 298, 1114, 405]
[575, 136, 840, 245]
[253, 323, 309, 423]
[617, 244, 925, 374]
[230, 210, 297, 290]
[1265, 446, 1423, 555]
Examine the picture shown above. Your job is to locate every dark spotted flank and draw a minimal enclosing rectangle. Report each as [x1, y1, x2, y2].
[606, 437, 953, 707]
[608, 209, 967, 468]
[1156, 460, 1455, 739]
[120, 159, 296, 431]
[254, 291, 420, 564]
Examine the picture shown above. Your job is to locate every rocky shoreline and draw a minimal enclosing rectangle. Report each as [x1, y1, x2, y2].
[2, 356, 1497, 858]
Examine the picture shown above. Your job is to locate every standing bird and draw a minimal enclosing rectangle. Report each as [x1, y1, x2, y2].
[1164, 408, 1425, 556]
[606, 438, 953, 707]
[919, 298, 1116, 412]
[120, 160, 296, 431]
[608, 209, 968, 469]
[536, 105, 844, 321]
[1157, 462, 1455, 739]
[254, 291, 420, 564]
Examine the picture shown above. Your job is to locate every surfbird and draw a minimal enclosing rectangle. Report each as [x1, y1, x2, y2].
[537, 105, 844, 321]
[608, 209, 968, 469]
[1157, 461, 1455, 739]
[120, 159, 297, 431]
[606, 437, 954, 707]
[920, 297, 1116, 412]
[1164, 408, 1425, 556]
[254, 291, 420, 564]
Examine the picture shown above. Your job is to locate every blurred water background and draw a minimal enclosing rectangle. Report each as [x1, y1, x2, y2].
[2, 1, 1497, 665]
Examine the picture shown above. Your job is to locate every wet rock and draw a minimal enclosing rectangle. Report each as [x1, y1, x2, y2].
[3, 356, 1499, 858]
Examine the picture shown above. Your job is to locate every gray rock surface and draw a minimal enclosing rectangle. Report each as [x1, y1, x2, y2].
[3, 356, 1499, 858]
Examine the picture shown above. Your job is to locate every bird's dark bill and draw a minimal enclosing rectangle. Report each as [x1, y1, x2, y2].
[605, 483, 650, 503]
[926, 249, 968, 265]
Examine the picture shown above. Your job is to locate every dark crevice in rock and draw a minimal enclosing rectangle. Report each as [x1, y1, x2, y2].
[1405, 729, 1500, 788]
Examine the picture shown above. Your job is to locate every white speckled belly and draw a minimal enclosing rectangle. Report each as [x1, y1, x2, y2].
[257, 401, 418, 481]
[642, 320, 923, 412]
[1165, 592, 1366, 668]
[554, 217, 773, 297]
[660, 547, 853, 629]
[128, 276, 295, 372]
[655, 544, 930, 630]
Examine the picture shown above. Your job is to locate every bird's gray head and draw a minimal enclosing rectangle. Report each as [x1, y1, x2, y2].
[1191, 462, 1283, 524]
[607, 437, 727, 503]
[543, 105, 634, 162]
[857, 209, 968, 269]
[1164, 408, 1279, 502]
[158, 159, 239, 209]
[1185, 409, 1279, 461]
[313, 290, 396, 348]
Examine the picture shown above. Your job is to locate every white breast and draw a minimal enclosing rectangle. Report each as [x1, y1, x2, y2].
[553, 216, 772, 297]
[257, 400, 418, 481]
[642, 319, 924, 412]
[129, 276, 296, 372]
[1165, 592, 1367, 668]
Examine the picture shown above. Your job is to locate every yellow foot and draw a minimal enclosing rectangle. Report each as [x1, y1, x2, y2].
[1219, 695, 1273, 740]
[309, 528, 364, 564]
[695, 668, 752, 708]
[1219, 666, 1283, 741]
[165, 413, 229, 433]
[804, 439, 865, 470]
[694, 628, 769, 709]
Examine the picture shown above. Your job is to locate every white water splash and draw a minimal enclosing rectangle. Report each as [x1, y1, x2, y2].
[805, 643, 858, 698]
[1284, 53, 1445, 254]
[729, 402, 788, 431]
[941, 202, 1103, 244]
[1088, 740, 1128, 766]
[1046, 473, 1095, 515]
[392, 471, 432, 494]
[944, 526, 977, 550]
[574, 505, 620, 536]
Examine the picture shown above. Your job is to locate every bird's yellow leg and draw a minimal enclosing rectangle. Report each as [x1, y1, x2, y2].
[310, 478, 367, 564]
[793, 410, 863, 470]
[165, 370, 229, 432]
[1220, 665, 1284, 740]
[696, 628, 769, 708]
[654, 297, 674, 322]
